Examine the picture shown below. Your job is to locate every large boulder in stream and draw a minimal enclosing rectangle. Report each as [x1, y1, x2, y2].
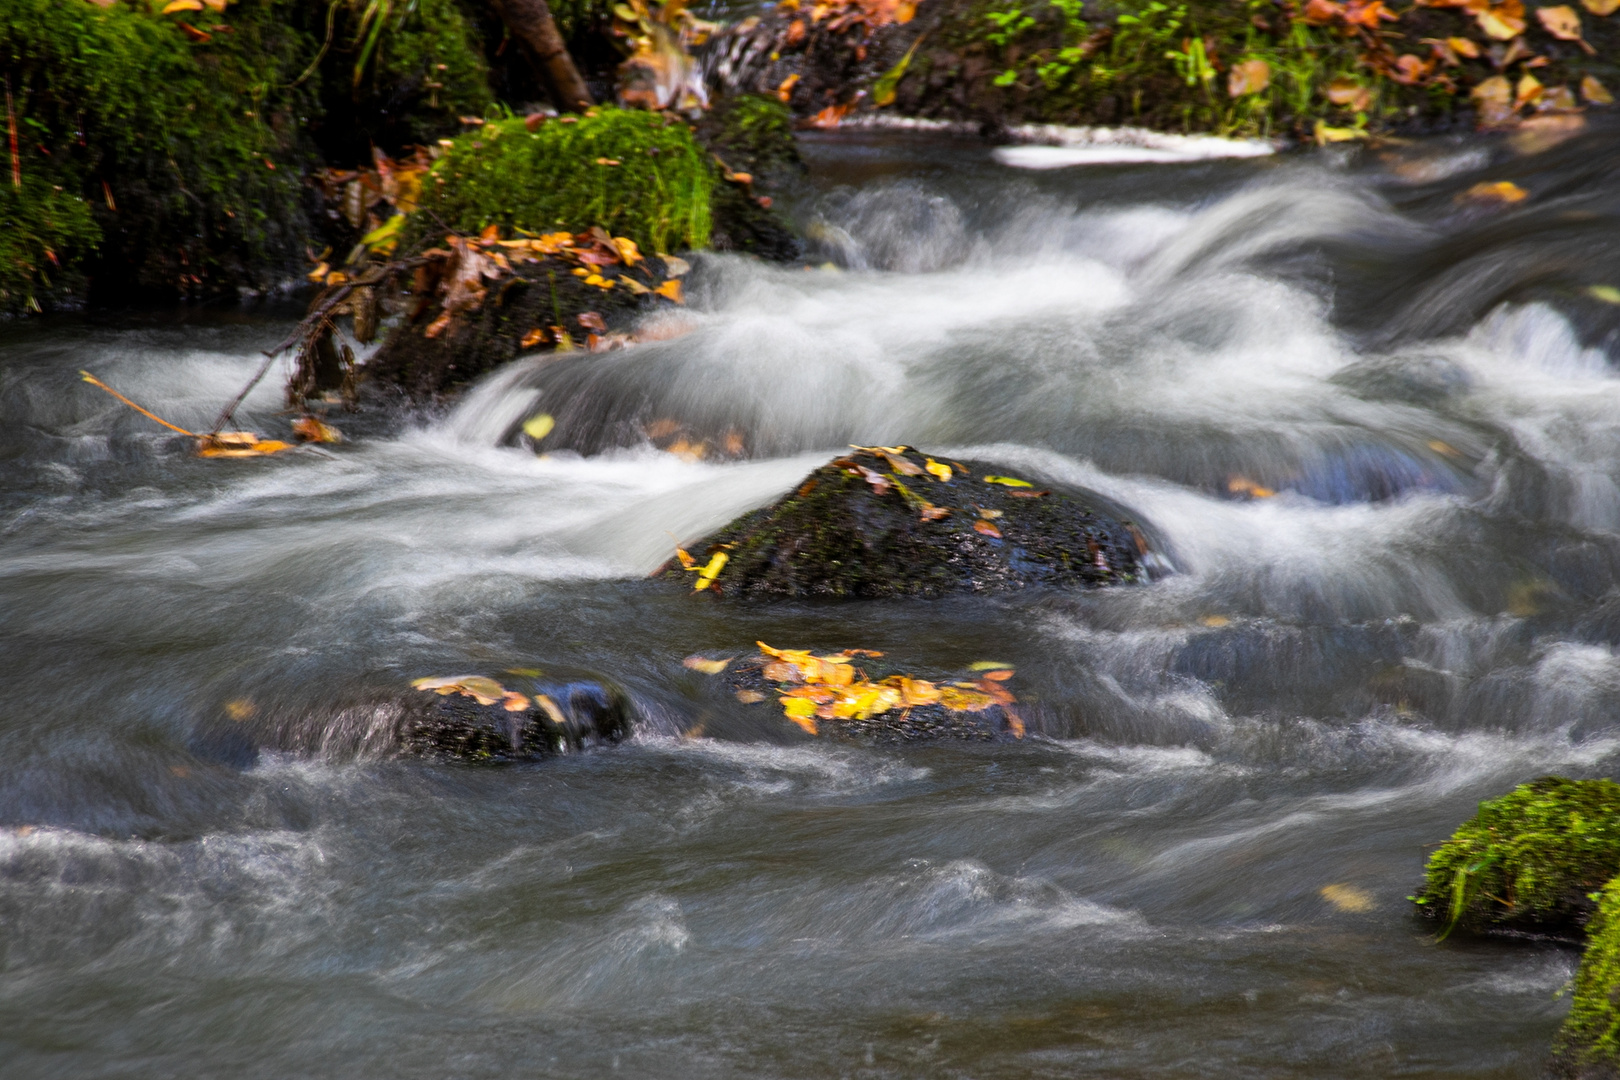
[658, 446, 1157, 598]
[397, 674, 632, 762]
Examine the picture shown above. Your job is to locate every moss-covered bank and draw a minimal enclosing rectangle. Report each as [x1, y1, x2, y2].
[714, 0, 1620, 138]
[1413, 777, 1620, 938]
[2, 0, 492, 314]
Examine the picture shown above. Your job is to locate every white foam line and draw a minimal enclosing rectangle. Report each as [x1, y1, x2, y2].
[837, 114, 1279, 166]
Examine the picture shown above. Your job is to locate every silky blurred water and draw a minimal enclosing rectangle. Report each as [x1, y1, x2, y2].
[5, 120, 1620, 1077]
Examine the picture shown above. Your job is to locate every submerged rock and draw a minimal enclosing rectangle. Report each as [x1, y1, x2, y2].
[658, 446, 1156, 598]
[1413, 777, 1620, 939]
[398, 673, 632, 762]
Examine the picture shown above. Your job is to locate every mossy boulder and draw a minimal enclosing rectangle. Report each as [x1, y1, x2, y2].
[659, 447, 1155, 599]
[696, 94, 805, 261]
[1413, 777, 1620, 939]
[414, 108, 715, 257]
[1554, 877, 1620, 1079]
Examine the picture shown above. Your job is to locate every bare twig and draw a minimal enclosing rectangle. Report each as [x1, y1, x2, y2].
[81, 372, 198, 437]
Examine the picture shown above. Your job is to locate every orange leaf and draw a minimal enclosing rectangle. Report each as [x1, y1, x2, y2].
[654, 279, 684, 303]
[1582, 73, 1614, 104]
[973, 519, 1003, 539]
[1227, 58, 1270, 97]
[290, 417, 342, 444]
[1460, 180, 1529, 203]
[1584, 0, 1618, 13]
[1538, 4, 1584, 36]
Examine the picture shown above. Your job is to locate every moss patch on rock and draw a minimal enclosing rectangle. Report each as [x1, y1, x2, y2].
[1414, 777, 1620, 938]
[1554, 876, 1620, 1079]
[659, 447, 1152, 599]
[697, 94, 805, 260]
[415, 108, 714, 255]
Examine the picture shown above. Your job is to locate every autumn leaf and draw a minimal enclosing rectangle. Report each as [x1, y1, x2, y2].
[521, 327, 547, 348]
[879, 451, 925, 476]
[968, 661, 1015, 671]
[654, 279, 684, 303]
[1461, 180, 1529, 203]
[522, 413, 555, 440]
[973, 519, 1003, 539]
[411, 674, 512, 706]
[1228, 58, 1270, 97]
[534, 694, 567, 725]
[873, 37, 923, 107]
[162, 0, 204, 11]
[1584, 0, 1618, 13]
[782, 695, 819, 732]
[982, 475, 1033, 487]
[1538, 4, 1584, 36]
[924, 457, 952, 482]
[1474, 0, 1527, 38]
[1326, 77, 1370, 108]
[919, 504, 951, 521]
[693, 551, 728, 590]
[1583, 74, 1615, 103]
[1472, 74, 1517, 124]
[684, 655, 731, 674]
[1515, 71, 1544, 107]
[502, 691, 532, 712]
[291, 417, 343, 444]
[736, 689, 766, 703]
[195, 432, 296, 458]
[577, 311, 607, 332]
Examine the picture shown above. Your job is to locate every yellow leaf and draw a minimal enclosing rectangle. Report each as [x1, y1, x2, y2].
[534, 693, 567, 725]
[501, 691, 532, 712]
[306, 261, 329, 282]
[1516, 71, 1544, 107]
[1314, 121, 1369, 144]
[1588, 284, 1620, 304]
[1448, 36, 1480, 57]
[781, 696, 819, 733]
[1583, 74, 1614, 104]
[162, 0, 204, 11]
[683, 655, 731, 674]
[612, 236, 643, 265]
[938, 685, 997, 712]
[224, 699, 256, 720]
[1584, 0, 1618, 13]
[1537, 4, 1584, 38]
[693, 550, 728, 590]
[1461, 180, 1529, 203]
[1227, 58, 1270, 97]
[522, 413, 555, 440]
[1471, 74, 1516, 125]
[967, 661, 1014, 671]
[360, 214, 404, 253]
[1476, 6, 1526, 38]
[872, 37, 922, 107]
[982, 475, 1033, 487]
[924, 457, 952, 482]
[1320, 883, 1375, 913]
[654, 279, 684, 303]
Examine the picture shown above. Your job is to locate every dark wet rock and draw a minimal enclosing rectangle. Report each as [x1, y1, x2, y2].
[398, 676, 632, 762]
[658, 446, 1157, 599]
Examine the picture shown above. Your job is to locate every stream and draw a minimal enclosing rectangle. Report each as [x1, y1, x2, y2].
[6, 119, 1620, 1077]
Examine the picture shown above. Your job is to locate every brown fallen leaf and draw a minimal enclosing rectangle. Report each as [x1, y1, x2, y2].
[919, 505, 951, 521]
[684, 656, 731, 674]
[501, 691, 532, 712]
[973, 519, 1003, 539]
[1472, 74, 1516, 125]
[1228, 58, 1270, 97]
[735, 689, 767, 704]
[291, 417, 343, 444]
[1326, 77, 1374, 111]
[1583, 73, 1615, 104]
[521, 327, 547, 348]
[577, 311, 607, 332]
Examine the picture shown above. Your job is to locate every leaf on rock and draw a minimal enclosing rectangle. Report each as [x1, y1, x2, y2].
[1583, 74, 1614, 103]
[521, 327, 548, 348]
[1584, 0, 1619, 13]
[534, 694, 567, 725]
[522, 413, 555, 440]
[684, 655, 731, 674]
[919, 504, 951, 521]
[662, 256, 692, 277]
[924, 457, 952, 482]
[502, 691, 532, 712]
[1471, 74, 1517, 124]
[1538, 4, 1585, 38]
[654, 279, 685, 303]
[973, 519, 1003, 539]
[577, 311, 607, 332]
[693, 551, 728, 591]
[735, 689, 766, 703]
[982, 475, 1033, 487]
[411, 674, 512, 706]
[163, 0, 204, 11]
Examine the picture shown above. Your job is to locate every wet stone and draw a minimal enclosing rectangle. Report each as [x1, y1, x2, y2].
[658, 447, 1159, 599]
[399, 677, 632, 763]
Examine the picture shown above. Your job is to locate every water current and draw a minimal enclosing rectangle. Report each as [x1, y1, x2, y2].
[6, 119, 1620, 1077]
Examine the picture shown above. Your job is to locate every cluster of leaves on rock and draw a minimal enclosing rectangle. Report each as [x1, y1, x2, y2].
[684, 644, 1024, 737]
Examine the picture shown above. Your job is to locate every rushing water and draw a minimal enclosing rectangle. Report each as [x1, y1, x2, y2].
[6, 119, 1620, 1077]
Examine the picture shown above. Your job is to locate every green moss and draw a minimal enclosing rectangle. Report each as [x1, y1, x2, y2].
[1413, 777, 1620, 938]
[1, 0, 496, 313]
[1556, 877, 1620, 1074]
[316, 0, 493, 160]
[416, 108, 713, 254]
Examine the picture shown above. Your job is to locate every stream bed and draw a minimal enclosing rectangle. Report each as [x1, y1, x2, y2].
[6, 120, 1620, 1078]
